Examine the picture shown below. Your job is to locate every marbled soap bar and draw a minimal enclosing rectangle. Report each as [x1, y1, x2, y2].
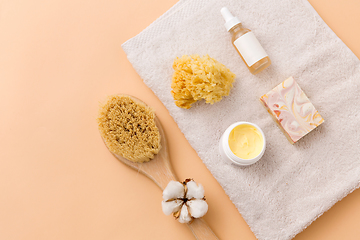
[260, 77, 324, 144]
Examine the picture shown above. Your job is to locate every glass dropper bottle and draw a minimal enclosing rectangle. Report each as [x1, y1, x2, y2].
[221, 7, 271, 74]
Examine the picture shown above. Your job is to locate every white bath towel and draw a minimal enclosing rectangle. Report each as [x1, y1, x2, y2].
[122, 0, 360, 239]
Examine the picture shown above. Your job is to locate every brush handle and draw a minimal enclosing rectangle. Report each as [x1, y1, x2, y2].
[188, 218, 219, 240]
[140, 156, 219, 240]
[137, 154, 220, 240]
[116, 151, 220, 240]
[143, 157, 219, 240]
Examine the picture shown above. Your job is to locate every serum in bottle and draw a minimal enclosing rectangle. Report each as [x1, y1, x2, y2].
[221, 7, 271, 74]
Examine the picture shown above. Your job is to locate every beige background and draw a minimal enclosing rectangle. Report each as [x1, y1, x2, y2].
[1, 0, 360, 239]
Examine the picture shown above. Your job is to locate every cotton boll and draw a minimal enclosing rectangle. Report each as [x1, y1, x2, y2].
[163, 181, 185, 201]
[162, 199, 183, 215]
[161, 179, 208, 223]
[178, 204, 192, 224]
[186, 180, 204, 199]
[188, 199, 208, 218]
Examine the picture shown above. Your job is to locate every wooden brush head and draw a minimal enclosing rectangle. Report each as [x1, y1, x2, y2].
[98, 95, 161, 163]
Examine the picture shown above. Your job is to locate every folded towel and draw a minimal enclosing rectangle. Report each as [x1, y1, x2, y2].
[122, 0, 360, 239]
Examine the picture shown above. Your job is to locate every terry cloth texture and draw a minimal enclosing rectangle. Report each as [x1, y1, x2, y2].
[122, 0, 360, 239]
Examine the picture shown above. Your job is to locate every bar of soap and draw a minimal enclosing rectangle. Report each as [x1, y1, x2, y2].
[260, 77, 324, 144]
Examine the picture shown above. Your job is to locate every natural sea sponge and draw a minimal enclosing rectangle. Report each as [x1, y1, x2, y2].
[97, 95, 161, 163]
[171, 55, 236, 109]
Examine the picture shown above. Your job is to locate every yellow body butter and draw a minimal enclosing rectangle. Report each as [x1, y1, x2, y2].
[228, 124, 264, 159]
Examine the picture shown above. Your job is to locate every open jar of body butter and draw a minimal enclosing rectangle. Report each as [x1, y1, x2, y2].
[219, 122, 266, 166]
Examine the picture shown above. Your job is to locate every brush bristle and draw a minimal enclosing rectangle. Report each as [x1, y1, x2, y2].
[98, 95, 161, 163]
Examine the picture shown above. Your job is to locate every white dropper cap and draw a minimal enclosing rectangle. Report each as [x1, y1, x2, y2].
[221, 7, 241, 32]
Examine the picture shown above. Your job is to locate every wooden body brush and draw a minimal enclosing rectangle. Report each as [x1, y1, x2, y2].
[98, 94, 219, 240]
